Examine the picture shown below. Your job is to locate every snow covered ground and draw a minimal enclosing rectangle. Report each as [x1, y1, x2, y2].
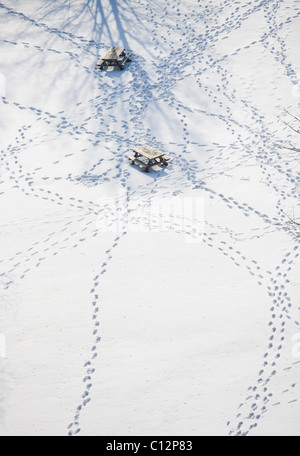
[0, 0, 300, 436]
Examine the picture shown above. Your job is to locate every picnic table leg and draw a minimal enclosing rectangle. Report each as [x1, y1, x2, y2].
[159, 156, 168, 166]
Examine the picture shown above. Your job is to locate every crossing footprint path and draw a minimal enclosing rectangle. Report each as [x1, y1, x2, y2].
[0, 0, 299, 436]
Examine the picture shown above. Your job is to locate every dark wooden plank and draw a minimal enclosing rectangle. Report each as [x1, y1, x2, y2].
[97, 59, 104, 69]
[129, 157, 150, 172]
[119, 53, 132, 66]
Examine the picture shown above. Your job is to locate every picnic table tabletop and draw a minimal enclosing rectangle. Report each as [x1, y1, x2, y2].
[102, 47, 125, 61]
[133, 145, 165, 160]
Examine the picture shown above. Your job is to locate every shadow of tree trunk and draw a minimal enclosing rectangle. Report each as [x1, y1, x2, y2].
[109, 0, 129, 48]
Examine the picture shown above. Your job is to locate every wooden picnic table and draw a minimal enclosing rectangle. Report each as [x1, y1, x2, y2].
[128, 145, 170, 172]
[97, 47, 132, 71]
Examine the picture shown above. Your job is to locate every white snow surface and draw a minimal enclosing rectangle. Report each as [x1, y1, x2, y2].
[0, 0, 300, 436]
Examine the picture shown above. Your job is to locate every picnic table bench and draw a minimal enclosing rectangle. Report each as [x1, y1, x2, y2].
[97, 47, 132, 70]
[128, 145, 170, 172]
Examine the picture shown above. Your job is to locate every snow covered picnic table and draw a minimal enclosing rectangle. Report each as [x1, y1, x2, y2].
[128, 145, 170, 172]
[97, 47, 132, 70]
